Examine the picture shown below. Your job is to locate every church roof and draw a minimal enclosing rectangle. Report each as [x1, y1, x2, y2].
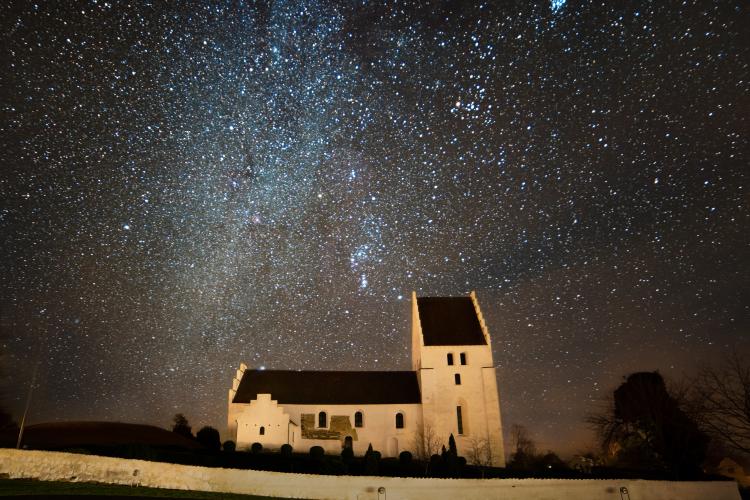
[232, 370, 421, 405]
[416, 296, 488, 346]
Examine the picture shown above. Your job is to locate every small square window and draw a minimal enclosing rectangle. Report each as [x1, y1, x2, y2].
[455, 373, 461, 385]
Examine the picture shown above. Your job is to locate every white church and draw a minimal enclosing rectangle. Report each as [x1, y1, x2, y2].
[227, 292, 506, 467]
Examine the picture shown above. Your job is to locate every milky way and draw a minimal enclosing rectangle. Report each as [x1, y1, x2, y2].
[1, 1, 748, 454]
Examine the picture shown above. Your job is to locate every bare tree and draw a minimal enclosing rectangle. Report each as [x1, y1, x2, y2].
[467, 436, 493, 477]
[413, 422, 442, 462]
[510, 424, 536, 456]
[690, 354, 750, 455]
[507, 423, 538, 469]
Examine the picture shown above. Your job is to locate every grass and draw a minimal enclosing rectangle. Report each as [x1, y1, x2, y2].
[0, 478, 285, 498]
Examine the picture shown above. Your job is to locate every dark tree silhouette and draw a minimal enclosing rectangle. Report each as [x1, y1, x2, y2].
[588, 371, 709, 477]
[448, 433, 458, 455]
[171, 413, 193, 439]
[690, 354, 750, 455]
[196, 426, 221, 451]
[223, 440, 236, 452]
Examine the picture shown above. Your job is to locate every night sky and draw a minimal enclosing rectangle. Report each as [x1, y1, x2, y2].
[1, 1, 748, 456]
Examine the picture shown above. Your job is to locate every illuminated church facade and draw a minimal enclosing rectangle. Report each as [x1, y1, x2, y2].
[227, 292, 506, 466]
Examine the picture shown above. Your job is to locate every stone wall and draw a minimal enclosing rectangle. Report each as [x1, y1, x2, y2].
[0, 449, 741, 500]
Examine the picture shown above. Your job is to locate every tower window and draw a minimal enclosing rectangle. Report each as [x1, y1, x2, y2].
[259, 426, 265, 435]
[447, 353, 454, 365]
[354, 411, 363, 428]
[460, 352, 467, 365]
[318, 411, 327, 428]
[395, 412, 404, 429]
[457, 406, 464, 435]
[455, 373, 461, 385]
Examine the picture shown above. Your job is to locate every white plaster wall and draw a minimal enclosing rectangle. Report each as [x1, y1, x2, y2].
[233, 394, 290, 450]
[277, 403, 423, 457]
[0, 449, 740, 500]
[419, 344, 505, 466]
[229, 401, 423, 456]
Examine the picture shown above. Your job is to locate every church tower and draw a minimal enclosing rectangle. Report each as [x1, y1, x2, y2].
[411, 291, 505, 466]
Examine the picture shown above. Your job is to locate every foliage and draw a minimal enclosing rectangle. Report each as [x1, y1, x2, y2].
[171, 414, 193, 440]
[448, 433, 457, 455]
[588, 371, 708, 478]
[364, 443, 381, 475]
[250, 442, 263, 454]
[222, 440, 236, 453]
[309, 445, 324, 458]
[689, 353, 750, 456]
[398, 450, 412, 465]
[196, 426, 221, 451]
[280, 443, 292, 457]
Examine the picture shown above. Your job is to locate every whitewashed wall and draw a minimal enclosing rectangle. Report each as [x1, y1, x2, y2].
[232, 401, 423, 457]
[0, 449, 740, 500]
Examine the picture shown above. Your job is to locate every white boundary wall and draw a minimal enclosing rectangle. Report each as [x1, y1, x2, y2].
[0, 449, 740, 500]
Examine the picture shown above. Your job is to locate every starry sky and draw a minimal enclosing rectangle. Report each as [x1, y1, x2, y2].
[1, 1, 748, 456]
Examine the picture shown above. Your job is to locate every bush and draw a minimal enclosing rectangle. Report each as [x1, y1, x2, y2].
[251, 442, 263, 454]
[196, 426, 221, 451]
[280, 443, 293, 457]
[399, 450, 413, 465]
[222, 440, 236, 453]
[309, 445, 325, 458]
[341, 447, 354, 461]
[364, 444, 381, 475]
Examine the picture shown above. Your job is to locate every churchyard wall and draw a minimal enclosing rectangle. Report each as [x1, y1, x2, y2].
[0, 449, 740, 500]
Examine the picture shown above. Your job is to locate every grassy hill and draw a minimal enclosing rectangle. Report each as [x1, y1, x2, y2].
[3, 421, 203, 450]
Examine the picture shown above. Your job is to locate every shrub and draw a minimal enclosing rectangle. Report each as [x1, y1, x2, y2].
[399, 450, 413, 465]
[196, 426, 221, 451]
[223, 440, 236, 453]
[280, 443, 293, 457]
[309, 445, 325, 458]
[341, 447, 354, 461]
[251, 442, 263, 454]
[364, 445, 381, 475]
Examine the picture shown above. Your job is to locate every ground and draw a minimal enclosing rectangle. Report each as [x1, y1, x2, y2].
[0, 478, 282, 499]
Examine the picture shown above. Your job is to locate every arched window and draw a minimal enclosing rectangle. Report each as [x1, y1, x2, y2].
[259, 426, 265, 435]
[354, 411, 363, 428]
[318, 411, 327, 428]
[395, 412, 404, 429]
[460, 352, 467, 365]
[447, 353, 454, 365]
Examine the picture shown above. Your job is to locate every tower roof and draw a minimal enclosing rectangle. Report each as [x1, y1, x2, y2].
[232, 370, 421, 405]
[416, 296, 487, 346]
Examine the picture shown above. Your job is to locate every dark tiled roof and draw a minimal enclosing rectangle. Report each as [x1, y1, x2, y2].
[417, 296, 487, 346]
[233, 370, 421, 405]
